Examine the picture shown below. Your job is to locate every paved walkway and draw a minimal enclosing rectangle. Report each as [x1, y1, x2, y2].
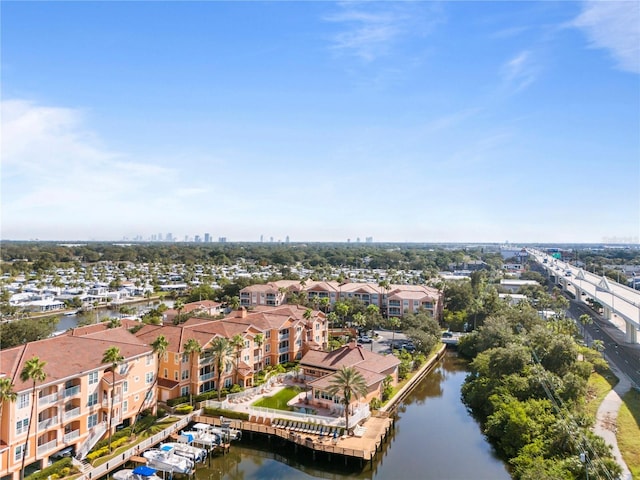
[594, 361, 633, 480]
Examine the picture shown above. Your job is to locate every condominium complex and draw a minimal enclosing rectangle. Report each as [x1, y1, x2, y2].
[240, 280, 444, 320]
[134, 304, 328, 402]
[0, 325, 156, 480]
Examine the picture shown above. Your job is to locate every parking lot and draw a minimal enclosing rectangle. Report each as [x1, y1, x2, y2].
[357, 330, 412, 355]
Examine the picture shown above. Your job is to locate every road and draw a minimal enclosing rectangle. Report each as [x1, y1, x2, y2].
[358, 329, 409, 355]
[567, 299, 640, 388]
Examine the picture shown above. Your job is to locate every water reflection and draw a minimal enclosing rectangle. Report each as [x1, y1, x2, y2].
[191, 352, 509, 480]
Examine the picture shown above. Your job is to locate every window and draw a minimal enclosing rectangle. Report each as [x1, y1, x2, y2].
[146, 354, 153, 366]
[88, 413, 98, 429]
[180, 386, 189, 397]
[18, 393, 29, 409]
[163, 368, 168, 378]
[163, 352, 168, 362]
[244, 340, 250, 349]
[265, 344, 270, 352]
[265, 358, 271, 366]
[88, 371, 99, 385]
[316, 323, 320, 330]
[145, 372, 154, 384]
[296, 339, 301, 347]
[265, 331, 270, 338]
[87, 392, 98, 407]
[123, 380, 128, 393]
[315, 335, 320, 343]
[296, 327, 301, 333]
[16, 418, 28, 435]
[174, 353, 179, 365]
[174, 371, 178, 381]
[182, 353, 189, 363]
[181, 370, 189, 380]
[15, 444, 28, 463]
[244, 355, 249, 362]
[123, 400, 128, 413]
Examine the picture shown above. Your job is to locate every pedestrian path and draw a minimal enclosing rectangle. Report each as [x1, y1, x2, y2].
[594, 361, 633, 480]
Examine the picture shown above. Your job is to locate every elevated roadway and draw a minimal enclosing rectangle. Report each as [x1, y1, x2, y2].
[527, 249, 640, 345]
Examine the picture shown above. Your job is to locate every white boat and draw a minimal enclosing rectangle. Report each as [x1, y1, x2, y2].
[160, 442, 207, 463]
[180, 424, 221, 448]
[112, 466, 162, 480]
[208, 424, 242, 442]
[142, 446, 194, 475]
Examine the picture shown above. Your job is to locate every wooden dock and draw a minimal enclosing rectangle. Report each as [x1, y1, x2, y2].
[192, 414, 394, 467]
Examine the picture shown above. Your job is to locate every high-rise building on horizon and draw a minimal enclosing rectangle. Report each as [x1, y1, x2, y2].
[204, 233, 210, 243]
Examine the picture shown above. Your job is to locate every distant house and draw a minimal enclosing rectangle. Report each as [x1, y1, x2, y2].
[163, 300, 224, 324]
[499, 279, 540, 293]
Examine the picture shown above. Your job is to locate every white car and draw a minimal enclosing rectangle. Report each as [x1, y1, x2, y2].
[358, 335, 373, 344]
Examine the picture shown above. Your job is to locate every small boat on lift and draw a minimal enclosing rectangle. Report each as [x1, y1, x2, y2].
[112, 466, 162, 480]
[180, 424, 221, 448]
[159, 441, 207, 463]
[142, 445, 194, 475]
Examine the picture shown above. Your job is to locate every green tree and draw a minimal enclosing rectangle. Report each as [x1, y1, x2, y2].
[101, 346, 124, 452]
[183, 338, 202, 406]
[388, 317, 400, 353]
[230, 334, 245, 386]
[254, 333, 265, 371]
[0, 377, 17, 424]
[20, 356, 47, 480]
[334, 301, 350, 328]
[132, 335, 168, 435]
[579, 314, 593, 345]
[211, 337, 234, 401]
[326, 366, 368, 432]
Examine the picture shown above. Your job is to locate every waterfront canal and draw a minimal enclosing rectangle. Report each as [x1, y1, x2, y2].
[189, 351, 510, 479]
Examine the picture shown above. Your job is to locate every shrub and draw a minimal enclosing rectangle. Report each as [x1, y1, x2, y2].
[202, 407, 249, 421]
[167, 396, 189, 407]
[175, 405, 194, 414]
[26, 458, 73, 480]
[229, 384, 242, 393]
[369, 398, 381, 410]
[157, 407, 167, 418]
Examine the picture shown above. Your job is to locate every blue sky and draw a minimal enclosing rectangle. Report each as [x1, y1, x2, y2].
[2, 1, 639, 243]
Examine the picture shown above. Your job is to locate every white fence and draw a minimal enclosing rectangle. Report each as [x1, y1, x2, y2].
[78, 413, 196, 479]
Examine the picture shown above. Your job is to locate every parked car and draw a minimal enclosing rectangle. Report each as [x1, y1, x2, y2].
[358, 335, 373, 344]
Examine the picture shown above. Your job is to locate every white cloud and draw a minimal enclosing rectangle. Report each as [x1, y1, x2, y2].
[501, 50, 538, 92]
[324, 2, 442, 62]
[572, 0, 640, 74]
[0, 99, 212, 239]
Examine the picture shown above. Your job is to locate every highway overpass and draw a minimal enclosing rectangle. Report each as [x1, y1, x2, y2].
[527, 248, 640, 345]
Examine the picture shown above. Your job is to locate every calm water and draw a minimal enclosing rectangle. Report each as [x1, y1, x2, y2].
[191, 352, 510, 480]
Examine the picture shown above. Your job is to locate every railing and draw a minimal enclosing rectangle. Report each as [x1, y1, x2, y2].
[63, 386, 80, 398]
[64, 429, 80, 443]
[38, 416, 58, 431]
[101, 395, 121, 407]
[37, 439, 57, 456]
[199, 372, 214, 382]
[278, 347, 289, 354]
[64, 407, 81, 420]
[38, 392, 58, 406]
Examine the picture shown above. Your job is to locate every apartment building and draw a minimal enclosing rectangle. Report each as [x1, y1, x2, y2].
[300, 341, 400, 411]
[0, 326, 156, 480]
[134, 305, 328, 402]
[240, 280, 443, 320]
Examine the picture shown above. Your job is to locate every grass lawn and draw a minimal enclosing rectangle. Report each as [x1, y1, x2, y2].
[252, 386, 302, 411]
[617, 389, 640, 479]
[584, 370, 618, 419]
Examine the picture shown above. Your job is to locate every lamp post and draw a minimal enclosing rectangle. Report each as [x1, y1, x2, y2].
[580, 452, 588, 480]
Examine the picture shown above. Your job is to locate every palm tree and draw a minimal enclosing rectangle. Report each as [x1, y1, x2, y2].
[210, 337, 234, 401]
[174, 299, 185, 323]
[579, 314, 593, 346]
[326, 366, 368, 433]
[101, 346, 124, 452]
[254, 333, 265, 371]
[183, 338, 202, 406]
[229, 296, 241, 311]
[20, 356, 47, 480]
[131, 335, 168, 436]
[107, 317, 122, 329]
[0, 377, 17, 424]
[230, 334, 245, 386]
[388, 317, 401, 353]
[319, 297, 330, 314]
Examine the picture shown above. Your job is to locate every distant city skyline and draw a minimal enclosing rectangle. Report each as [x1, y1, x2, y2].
[2, 1, 639, 243]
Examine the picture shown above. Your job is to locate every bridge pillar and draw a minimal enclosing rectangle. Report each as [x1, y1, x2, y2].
[603, 306, 613, 320]
[625, 321, 638, 344]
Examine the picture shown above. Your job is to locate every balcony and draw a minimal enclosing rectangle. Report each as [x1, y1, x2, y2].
[278, 333, 289, 341]
[199, 372, 214, 382]
[63, 386, 80, 398]
[101, 395, 121, 407]
[38, 392, 58, 406]
[63, 429, 80, 443]
[38, 416, 58, 431]
[37, 439, 57, 456]
[64, 408, 80, 420]
[279, 346, 289, 354]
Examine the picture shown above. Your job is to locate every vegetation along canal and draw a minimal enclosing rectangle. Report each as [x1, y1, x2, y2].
[191, 351, 510, 479]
